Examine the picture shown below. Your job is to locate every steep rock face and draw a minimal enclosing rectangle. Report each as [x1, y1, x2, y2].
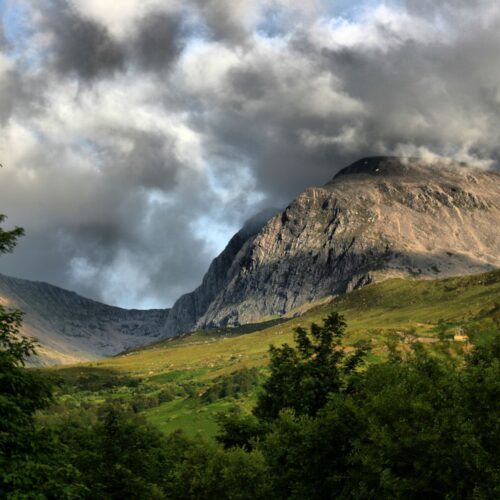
[162, 208, 279, 337]
[0, 274, 169, 365]
[188, 157, 500, 328]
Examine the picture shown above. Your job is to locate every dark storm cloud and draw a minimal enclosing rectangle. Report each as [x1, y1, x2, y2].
[185, 49, 366, 199]
[0, 66, 23, 124]
[0, 19, 35, 124]
[309, 5, 500, 167]
[103, 129, 182, 191]
[0, 128, 219, 307]
[133, 11, 185, 71]
[193, 0, 252, 44]
[175, 0, 500, 211]
[227, 67, 273, 101]
[34, 1, 186, 80]
[1, 0, 500, 308]
[38, 0, 125, 80]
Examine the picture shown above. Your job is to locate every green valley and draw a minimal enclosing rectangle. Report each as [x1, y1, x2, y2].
[41, 269, 500, 437]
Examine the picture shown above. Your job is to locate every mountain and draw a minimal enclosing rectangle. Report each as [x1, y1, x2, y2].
[0, 209, 277, 366]
[162, 208, 280, 337]
[0, 274, 169, 365]
[2, 156, 499, 365]
[163, 156, 500, 333]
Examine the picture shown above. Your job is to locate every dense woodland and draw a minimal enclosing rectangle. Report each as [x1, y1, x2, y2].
[1, 218, 500, 499]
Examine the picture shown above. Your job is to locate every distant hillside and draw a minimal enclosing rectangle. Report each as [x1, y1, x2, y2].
[0, 274, 169, 366]
[93, 270, 500, 377]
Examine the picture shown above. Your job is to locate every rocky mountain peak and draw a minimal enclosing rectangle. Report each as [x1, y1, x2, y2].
[238, 208, 282, 240]
[332, 156, 477, 182]
[180, 156, 499, 329]
[334, 156, 421, 178]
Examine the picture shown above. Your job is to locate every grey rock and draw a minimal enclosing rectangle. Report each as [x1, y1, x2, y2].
[161, 208, 280, 336]
[165, 157, 500, 331]
[0, 274, 169, 365]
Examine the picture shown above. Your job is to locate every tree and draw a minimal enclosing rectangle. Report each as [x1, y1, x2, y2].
[167, 436, 271, 499]
[216, 409, 267, 450]
[257, 338, 500, 499]
[0, 214, 55, 496]
[0, 214, 24, 254]
[253, 312, 368, 419]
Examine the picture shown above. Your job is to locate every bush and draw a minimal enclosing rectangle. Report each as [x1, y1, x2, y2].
[201, 368, 260, 403]
[158, 384, 177, 403]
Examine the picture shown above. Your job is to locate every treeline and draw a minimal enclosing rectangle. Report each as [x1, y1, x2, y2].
[2, 310, 500, 499]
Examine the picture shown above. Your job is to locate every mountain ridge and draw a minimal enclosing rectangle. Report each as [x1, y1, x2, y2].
[2, 156, 499, 364]
[189, 156, 499, 328]
[0, 273, 169, 365]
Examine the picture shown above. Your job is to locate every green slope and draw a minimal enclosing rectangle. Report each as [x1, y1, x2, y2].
[43, 270, 500, 437]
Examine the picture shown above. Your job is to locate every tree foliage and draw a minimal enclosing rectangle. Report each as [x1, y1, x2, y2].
[0, 214, 24, 254]
[0, 214, 55, 497]
[254, 312, 367, 419]
[255, 340, 500, 499]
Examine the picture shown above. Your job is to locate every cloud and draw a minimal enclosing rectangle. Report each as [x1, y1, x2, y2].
[132, 10, 185, 71]
[30, 0, 187, 80]
[35, 0, 125, 80]
[1, 0, 500, 308]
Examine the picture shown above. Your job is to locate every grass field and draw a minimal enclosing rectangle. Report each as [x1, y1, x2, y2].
[43, 270, 500, 437]
[143, 397, 253, 436]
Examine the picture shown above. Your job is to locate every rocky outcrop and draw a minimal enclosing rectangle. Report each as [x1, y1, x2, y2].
[161, 208, 279, 337]
[169, 157, 499, 329]
[0, 274, 169, 365]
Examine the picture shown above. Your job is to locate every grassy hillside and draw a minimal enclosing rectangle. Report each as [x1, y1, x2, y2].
[42, 270, 500, 437]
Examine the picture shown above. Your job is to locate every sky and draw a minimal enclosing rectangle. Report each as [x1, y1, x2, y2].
[0, 0, 499, 309]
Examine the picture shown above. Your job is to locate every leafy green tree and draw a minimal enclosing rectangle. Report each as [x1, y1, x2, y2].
[342, 346, 463, 498]
[0, 305, 52, 453]
[0, 214, 24, 254]
[202, 368, 260, 403]
[455, 336, 500, 497]
[258, 339, 500, 499]
[216, 409, 267, 450]
[254, 312, 367, 419]
[167, 438, 271, 499]
[49, 402, 178, 499]
[0, 214, 64, 496]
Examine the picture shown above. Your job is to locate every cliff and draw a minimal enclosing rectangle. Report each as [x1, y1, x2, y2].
[178, 157, 500, 329]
